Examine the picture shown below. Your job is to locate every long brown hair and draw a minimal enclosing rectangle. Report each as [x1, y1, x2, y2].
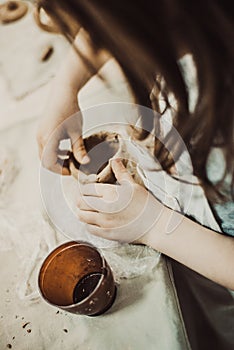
[36, 0, 234, 201]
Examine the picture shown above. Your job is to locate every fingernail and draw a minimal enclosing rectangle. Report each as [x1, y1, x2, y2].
[81, 155, 90, 164]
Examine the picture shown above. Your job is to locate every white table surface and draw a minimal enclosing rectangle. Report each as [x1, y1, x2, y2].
[0, 8, 190, 350]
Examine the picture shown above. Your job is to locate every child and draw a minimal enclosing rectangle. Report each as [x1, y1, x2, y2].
[36, 1, 234, 349]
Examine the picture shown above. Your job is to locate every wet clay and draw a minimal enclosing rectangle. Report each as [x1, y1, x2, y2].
[69, 131, 144, 186]
[69, 132, 120, 184]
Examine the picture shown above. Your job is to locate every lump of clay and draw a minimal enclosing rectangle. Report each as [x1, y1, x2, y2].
[0, 1, 28, 24]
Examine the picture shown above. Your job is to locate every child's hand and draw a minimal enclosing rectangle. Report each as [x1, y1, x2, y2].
[37, 90, 89, 175]
[77, 159, 164, 243]
[37, 29, 110, 175]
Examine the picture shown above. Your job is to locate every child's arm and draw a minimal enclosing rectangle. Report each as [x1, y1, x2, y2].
[37, 29, 110, 175]
[143, 205, 234, 290]
[77, 159, 234, 290]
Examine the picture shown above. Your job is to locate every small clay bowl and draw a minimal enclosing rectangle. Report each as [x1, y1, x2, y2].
[69, 132, 120, 184]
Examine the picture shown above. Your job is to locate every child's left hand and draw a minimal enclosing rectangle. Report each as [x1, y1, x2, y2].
[77, 159, 164, 243]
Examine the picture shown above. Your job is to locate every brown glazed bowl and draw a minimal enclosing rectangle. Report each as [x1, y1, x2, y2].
[38, 241, 116, 316]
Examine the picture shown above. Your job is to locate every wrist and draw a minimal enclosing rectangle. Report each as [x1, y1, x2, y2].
[138, 204, 171, 249]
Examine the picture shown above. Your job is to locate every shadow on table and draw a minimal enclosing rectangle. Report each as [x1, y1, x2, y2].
[105, 272, 154, 315]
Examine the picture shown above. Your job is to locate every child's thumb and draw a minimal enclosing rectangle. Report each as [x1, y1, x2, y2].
[111, 159, 135, 184]
[71, 134, 90, 164]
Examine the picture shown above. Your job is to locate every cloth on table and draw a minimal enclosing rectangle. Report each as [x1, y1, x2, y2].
[0, 2, 69, 99]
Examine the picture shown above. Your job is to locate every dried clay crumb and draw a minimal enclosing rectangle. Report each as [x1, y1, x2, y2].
[22, 322, 30, 329]
[41, 46, 54, 62]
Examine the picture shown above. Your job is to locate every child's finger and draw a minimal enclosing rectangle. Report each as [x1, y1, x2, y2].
[69, 161, 79, 179]
[111, 159, 135, 184]
[77, 208, 100, 225]
[80, 195, 111, 213]
[69, 132, 90, 164]
[77, 195, 98, 211]
[79, 183, 110, 197]
[86, 224, 111, 239]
